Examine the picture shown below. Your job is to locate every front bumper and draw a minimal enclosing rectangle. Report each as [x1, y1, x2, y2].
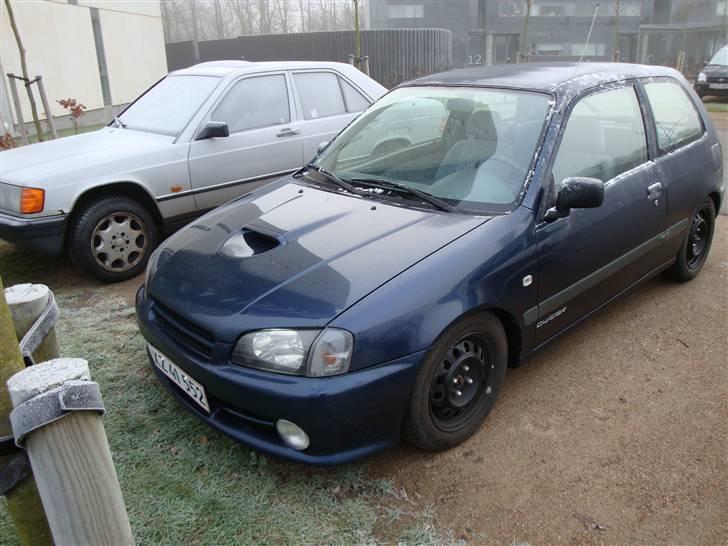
[0, 211, 67, 255]
[694, 82, 728, 97]
[136, 286, 423, 465]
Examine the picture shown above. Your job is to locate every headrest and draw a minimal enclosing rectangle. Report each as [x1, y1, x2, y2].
[465, 110, 497, 142]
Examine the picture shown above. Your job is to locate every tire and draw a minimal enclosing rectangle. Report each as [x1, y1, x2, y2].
[67, 196, 158, 283]
[402, 312, 508, 451]
[663, 197, 715, 282]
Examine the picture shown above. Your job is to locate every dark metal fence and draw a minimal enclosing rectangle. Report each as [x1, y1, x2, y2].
[166, 29, 452, 87]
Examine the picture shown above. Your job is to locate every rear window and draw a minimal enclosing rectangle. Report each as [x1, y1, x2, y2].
[644, 81, 703, 152]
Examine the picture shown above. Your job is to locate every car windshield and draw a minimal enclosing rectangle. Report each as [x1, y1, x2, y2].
[314, 86, 551, 213]
[118, 75, 221, 136]
[708, 48, 728, 66]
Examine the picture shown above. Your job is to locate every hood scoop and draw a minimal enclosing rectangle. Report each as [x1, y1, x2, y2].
[219, 227, 282, 259]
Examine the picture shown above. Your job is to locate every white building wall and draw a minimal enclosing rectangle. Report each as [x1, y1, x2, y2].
[1, 0, 103, 120]
[99, 8, 168, 105]
[0, 0, 167, 126]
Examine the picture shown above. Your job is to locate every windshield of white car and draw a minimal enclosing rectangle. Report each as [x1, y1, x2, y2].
[708, 47, 728, 66]
[314, 86, 551, 214]
[117, 75, 221, 136]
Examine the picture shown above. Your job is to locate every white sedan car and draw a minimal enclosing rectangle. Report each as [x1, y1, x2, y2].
[0, 61, 386, 281]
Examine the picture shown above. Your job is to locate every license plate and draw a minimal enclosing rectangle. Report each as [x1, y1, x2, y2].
[710, 83, 728, 89]
[149, 344, 210, 413]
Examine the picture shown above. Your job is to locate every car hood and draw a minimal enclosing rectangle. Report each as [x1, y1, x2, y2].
[148, 180, 489, 342]
[0, 127, 174, 183]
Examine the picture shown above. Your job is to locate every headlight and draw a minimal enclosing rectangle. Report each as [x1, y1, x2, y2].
[698, 72, 707, 82]
[231, 328, 354, 376]
[0, 184, 44, 213]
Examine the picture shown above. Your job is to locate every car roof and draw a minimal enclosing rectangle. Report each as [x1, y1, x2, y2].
[406, 62, 683, 95]
[172, 60, 359, 77]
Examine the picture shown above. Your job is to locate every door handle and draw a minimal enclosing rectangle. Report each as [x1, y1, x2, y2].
[647, 182, 662, 200]
[276, 128, 300, 138]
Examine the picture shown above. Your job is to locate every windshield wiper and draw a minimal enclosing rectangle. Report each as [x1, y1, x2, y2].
[112, 116, 126, 128]
[350, 177, 457, 213]
[295, 163, 365, 196]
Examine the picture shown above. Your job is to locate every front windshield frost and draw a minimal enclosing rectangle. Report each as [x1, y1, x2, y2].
[315, 87, 551, 212]
[119, 75, 220, 136]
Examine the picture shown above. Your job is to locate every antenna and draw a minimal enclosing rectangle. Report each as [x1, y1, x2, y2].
[579, 3, 601, 63]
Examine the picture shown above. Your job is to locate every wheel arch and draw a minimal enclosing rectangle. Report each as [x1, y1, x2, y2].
[68, 181, 163, 236]
[708, 190, 721, 215]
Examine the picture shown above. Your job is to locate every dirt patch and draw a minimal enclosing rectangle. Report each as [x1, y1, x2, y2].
[370, 217, 728, 544]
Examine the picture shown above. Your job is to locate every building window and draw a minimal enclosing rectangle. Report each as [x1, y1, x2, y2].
[498, 1, 527, 17]
[718, 1, 728, 16]
[90, 8, 111, 106]
[533, 4, 567, 17]
[387, 4, 424, 19]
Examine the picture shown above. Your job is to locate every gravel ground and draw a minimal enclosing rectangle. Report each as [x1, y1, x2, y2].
[371, 216, 727, 544]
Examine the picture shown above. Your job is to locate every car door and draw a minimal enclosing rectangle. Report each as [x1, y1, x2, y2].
[290, 70, 369, 161]
[641, 78, 714, 260]
[533, 82, 667, 343]
[187, 72, 303, 212]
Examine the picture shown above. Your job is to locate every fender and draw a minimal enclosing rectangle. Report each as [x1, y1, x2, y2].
[331, 206, 539, 371]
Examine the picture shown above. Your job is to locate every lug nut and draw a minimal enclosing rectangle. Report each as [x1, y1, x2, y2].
[453, 378, 458, 384]
[466, 377, 473, 384]
[463, 365, 469, 372]
[455, 390, 462, 397]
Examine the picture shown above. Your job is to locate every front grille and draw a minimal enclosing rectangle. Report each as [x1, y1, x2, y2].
[151, 298, 214, 359]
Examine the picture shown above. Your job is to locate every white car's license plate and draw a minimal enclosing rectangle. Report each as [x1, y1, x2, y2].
[149, 344, 210, 413]
[710, 83, 728, 89]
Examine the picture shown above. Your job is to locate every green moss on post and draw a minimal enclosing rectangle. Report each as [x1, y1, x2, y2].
[0, 277, 53, 545]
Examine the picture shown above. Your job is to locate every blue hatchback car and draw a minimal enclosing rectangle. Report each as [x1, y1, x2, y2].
[136, 63, 724, 465]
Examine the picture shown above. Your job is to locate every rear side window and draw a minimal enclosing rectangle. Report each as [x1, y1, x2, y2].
[644, 81, 703, 151]
[552, 85, 647, 185]
[294, 72, 347, 119]
[212, 75, 290, 133]
[340, 78, 370, 112]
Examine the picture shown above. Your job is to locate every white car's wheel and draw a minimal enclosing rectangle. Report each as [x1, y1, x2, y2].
[68, 196, 158, 283]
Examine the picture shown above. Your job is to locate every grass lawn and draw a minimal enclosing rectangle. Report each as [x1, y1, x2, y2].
[703, 100, 728, 113]
[0, 242, 451, 545]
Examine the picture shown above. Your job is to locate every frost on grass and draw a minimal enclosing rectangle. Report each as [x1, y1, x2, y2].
[0, 284, 450, 545]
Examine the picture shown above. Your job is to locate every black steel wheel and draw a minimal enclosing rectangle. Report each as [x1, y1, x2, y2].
[403, 312, 508, 451]
[664, 197, 715, 282]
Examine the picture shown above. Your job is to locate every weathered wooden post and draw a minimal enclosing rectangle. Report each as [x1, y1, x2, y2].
[5, 283, 59, 365]
[6, 74, 28, 145]
[0, 278, 53, 545]
[34, 76, 57, 140]
[7, 358, 134, 546]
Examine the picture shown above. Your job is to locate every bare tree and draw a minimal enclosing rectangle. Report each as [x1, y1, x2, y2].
[229, 0, 255, 36]
[4, 0, 44, 140]
[519, 0, 534, 62]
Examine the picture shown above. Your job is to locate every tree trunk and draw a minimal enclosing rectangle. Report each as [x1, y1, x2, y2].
[4, 0, 44, 141]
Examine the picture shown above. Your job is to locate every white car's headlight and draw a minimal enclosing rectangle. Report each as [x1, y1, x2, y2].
[231, 328, 354, 376]
[698, 72, 707, 82]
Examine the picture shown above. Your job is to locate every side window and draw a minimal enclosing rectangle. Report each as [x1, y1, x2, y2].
[339, 78, 370, 112]
[294, 72, 346, 120]
[552, 85, 647, 186]
[644, 80, 703, 151]
[211, 75, 290, 133]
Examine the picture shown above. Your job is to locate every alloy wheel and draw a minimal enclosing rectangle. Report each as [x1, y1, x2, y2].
[90, 212, 148, 272]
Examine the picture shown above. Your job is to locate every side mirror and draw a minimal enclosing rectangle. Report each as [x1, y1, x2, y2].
[195, 121, 229, 140]
[317, 141, 329, 154]
[544, 176, 604, 221]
